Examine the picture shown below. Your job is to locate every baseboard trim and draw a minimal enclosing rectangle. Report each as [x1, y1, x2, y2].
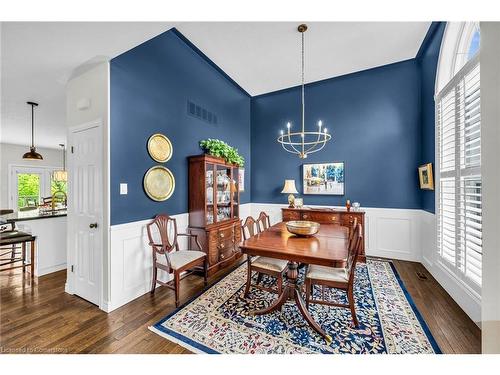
[38, 263, 67, 277]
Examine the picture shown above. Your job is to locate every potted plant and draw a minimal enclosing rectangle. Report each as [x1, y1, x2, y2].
[199, 139, 244, 167]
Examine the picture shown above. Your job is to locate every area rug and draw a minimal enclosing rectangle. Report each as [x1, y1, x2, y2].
[149, 259, 441, 354]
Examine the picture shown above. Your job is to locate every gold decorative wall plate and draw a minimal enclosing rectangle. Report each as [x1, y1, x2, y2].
[147, 133, 173, 163]
[143, 166, 175, 201]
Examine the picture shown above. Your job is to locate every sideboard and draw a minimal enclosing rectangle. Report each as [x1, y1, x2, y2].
[281, 207, 366, 259]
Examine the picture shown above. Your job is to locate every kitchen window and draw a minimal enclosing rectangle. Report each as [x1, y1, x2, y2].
[10, 165, 67, 211]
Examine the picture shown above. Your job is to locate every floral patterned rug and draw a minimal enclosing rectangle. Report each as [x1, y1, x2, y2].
[149, 259, 441, 354]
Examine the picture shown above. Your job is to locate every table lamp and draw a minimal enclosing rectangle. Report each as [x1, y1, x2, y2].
[281, 180, 299, 208]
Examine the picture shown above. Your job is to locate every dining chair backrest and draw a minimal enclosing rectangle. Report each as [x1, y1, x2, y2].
[347, 223, 362, 283]
[241, 216, 260, 240]
[146, 214, 179, 254]
[348, 217, 358, 247]
[257, 211, 271, 232]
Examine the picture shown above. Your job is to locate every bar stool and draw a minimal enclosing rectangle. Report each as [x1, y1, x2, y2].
[0, 228, 36, 277]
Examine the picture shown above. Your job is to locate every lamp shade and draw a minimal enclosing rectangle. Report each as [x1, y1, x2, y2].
[281, 179, 298, 194]
[53, 170, 68, 182]
[23, 146, 43, 160]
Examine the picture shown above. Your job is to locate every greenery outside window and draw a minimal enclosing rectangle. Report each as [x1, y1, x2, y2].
[10, 165, 68, 211]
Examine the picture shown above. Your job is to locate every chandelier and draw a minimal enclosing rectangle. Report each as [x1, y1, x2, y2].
[277, 24, 331, 159]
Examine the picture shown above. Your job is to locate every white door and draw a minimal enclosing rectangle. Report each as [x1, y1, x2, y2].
[68, 122, 103, 305]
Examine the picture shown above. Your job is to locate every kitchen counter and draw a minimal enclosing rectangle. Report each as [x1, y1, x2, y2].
[1, 209, 67, 223]
[0, 209, 67, 276]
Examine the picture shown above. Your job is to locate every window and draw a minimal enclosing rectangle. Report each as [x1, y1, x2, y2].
[467, 29, 480, 60]
[436, 23, 481, 295]
[17, 173, 41, 210]
[10, 166, 67, 211]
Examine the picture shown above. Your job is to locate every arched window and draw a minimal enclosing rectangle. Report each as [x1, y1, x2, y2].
[436, 22, 480, 93]
[435, 22, 481, 294]
[467, 28, 480, 60]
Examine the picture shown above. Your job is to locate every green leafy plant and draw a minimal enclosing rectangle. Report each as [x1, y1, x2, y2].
[199, 139, 244, 167]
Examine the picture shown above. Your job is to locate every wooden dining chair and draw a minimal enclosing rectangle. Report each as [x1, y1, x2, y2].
[305, 223, 363, 327]
[241, 216, 288, 298]
[146, 214, 208, 307]
[256, 211, 271, 232]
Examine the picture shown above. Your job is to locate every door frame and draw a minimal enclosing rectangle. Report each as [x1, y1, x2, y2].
[66, 119, 105, 310]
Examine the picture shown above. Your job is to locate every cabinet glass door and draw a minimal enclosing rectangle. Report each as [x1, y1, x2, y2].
[231, 167, 239, 218]
[205, 163, 215, 224]
[215, 165, 231, 222]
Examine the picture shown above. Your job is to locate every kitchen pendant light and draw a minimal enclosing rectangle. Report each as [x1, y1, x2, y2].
[277, 24, 331, 158]
[23, 101, 43, 160]
[53, 143, 67, 182]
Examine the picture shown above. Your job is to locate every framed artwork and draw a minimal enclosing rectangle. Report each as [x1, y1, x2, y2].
[303, 162, 345, 195]
[418, 163, 434, 190]
[238, 168, 245, 192]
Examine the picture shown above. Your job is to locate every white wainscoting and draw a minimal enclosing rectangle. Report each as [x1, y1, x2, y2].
[251, 203, 423, 262]
[105, 203, 252, 312]
[420, 210, 481, 323]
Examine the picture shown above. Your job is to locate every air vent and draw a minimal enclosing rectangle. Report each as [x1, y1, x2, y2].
[187, 100, 218, 125]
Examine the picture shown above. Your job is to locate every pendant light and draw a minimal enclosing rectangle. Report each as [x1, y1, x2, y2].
[53, 143, 67, 182]
[23, 101, 43, 160]
[277, 24, 332, 159]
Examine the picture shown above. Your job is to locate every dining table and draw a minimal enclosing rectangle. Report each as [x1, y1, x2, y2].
[239, 221, 349, 343]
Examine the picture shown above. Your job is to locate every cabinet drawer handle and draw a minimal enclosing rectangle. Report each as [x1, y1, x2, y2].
[219, 233, 225, 238]
[220, 253, 225, 259]
[303, 214, 309, 219]
[330, 216, 336, 221]
[217, 243, 225, 249]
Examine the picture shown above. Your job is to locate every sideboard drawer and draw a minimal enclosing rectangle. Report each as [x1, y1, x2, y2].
[283, 210, 300, 221]
[341, 213, 363, 227]
[301, 212, 340, 224]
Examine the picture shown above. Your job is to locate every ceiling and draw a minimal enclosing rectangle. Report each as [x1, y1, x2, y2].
[1, 22, 430, 149]
[178, 22, 431, 95]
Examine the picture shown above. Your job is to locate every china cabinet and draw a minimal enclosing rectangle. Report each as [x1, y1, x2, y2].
[188, 155, 242, 275]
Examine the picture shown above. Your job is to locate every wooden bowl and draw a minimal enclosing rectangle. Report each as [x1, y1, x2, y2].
[285, 220, 320, 236]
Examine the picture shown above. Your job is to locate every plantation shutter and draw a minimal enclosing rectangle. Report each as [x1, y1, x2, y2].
[436, 55, 481, 292]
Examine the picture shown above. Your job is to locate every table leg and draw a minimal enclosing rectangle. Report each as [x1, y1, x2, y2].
[294, 287, 332, 343]
[30, 240, 35, 278]
[251, 261, 331, 343]
[22, 242, 26, 273]
[251, 285, 290, 315]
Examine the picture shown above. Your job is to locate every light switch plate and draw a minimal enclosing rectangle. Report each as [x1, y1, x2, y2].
[120, 183, 128, 195]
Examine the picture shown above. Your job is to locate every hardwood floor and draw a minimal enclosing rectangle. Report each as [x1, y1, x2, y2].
[0, 259, 480, 354]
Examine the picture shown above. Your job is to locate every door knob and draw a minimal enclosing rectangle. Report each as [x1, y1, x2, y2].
[89, 223, 98, 229]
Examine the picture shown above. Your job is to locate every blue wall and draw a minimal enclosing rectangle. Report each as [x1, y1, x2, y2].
[110, 23, 445, 225]
[417, 22, 446, 213]
[110, 29, 251, 225]
[251, 60, 423, 209]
